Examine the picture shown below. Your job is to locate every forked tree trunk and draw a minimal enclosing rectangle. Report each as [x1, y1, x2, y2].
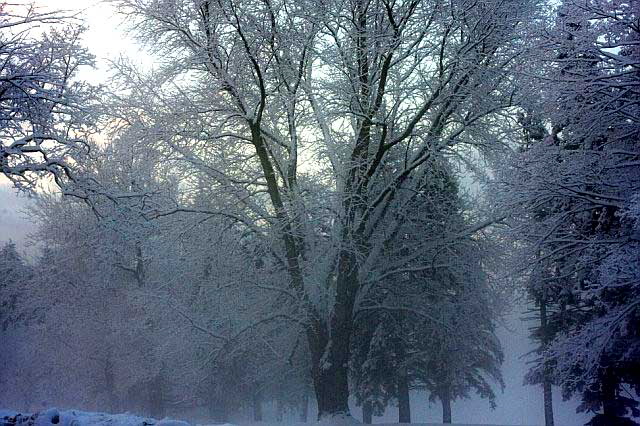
[308, 0, 375, 414]
[252, 121, 355, 419]
[309, 250, 358, 419]
[248, 0, 373, 415]
[362, 401, 373, 424]
[398, 366, 411, 423]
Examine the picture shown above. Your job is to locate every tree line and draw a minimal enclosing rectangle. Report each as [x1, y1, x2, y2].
[1, 0, 638, 425]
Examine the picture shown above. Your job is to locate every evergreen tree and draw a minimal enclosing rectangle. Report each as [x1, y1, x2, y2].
[0, 241, 30, 330]
[352, 158, 504, 424]
[500, 1, 640, 424]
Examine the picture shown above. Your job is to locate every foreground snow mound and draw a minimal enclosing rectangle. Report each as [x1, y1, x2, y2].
[0, 409, 190, 426]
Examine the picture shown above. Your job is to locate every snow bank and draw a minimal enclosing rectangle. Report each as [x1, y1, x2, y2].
[0, 409, 190, 426]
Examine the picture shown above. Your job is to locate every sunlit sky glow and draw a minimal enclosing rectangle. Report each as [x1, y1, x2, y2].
[34, 0, 153, 84]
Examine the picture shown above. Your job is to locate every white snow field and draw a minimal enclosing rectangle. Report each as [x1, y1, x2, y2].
[0, 409, 546, 426]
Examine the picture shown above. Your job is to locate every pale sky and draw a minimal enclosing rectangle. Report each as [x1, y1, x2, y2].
[30, 0, 153, 84]
[0, 2, 591, 425]
[0, 0, 147, 247]
[0, 182, 33, 250]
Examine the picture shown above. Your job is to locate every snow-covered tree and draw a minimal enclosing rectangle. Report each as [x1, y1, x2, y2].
[498, 1, 640, 424]
[0, 240, 31, 330]
[0, 240, 33, 397]
[350, 158, 504, 424]
[3, 123, 315, 420]
[104, 0, 536, 417]
[0, 2, 97, 190]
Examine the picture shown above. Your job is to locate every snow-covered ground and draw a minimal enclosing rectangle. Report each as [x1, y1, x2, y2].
[0, 409, 538, 426]
[0, 409, 190, 426]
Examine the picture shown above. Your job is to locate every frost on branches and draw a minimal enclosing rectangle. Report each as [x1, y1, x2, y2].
[0, 3, 96, 190]
[498, 1, 640, 425]
[6, 0, 634, 423]
[102, 0, 534, 418]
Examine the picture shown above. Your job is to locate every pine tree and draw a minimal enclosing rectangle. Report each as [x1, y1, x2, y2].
[351, 158, 504, 424]
[501, 1, 640, 424]
[0, 241, 30, 330]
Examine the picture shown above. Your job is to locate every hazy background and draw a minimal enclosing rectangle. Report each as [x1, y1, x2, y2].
[0, 157, 589, 426]
[0, 178, 32, 252]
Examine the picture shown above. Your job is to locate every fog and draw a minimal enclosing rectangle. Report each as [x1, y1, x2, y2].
[0, 183, 32, 253]
[0, 186, 587, 425]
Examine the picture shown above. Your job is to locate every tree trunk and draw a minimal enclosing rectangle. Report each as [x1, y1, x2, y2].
[276, 398, 284, 422]
[252, 391, 263, 422]
[150, 373, 166, 419]
[309, 250, 357, 420]
[601, 371, 617, 420]
[542, 377, 554, 426]
[299, 392, 309, 422]
[362, 401, 373, 424]
[539, 298, 554, 426]
[306, 0, 375, 416]
[398, 367, 411, 423]
[311, 355, 351, 419]
[253, 118, 355, 420]
[208, 394, 228, 423]
[441, 387, 452, 424]
[104, 356, 119, 414]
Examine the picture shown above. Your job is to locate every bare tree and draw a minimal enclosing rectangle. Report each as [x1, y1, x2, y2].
[104, 0, 535, 418]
